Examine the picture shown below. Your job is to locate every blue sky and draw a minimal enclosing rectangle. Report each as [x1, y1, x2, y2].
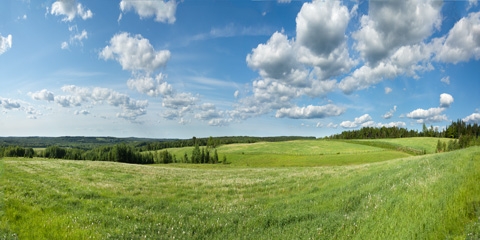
[0, 0, 479, 138]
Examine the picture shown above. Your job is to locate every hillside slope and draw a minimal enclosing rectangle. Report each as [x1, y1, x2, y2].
[1, 147, 479, 239]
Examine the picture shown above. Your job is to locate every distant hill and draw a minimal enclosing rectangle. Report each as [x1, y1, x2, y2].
[0, 136, 177, 149]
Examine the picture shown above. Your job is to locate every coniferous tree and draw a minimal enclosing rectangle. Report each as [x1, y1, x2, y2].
[213, 149, 219, 164]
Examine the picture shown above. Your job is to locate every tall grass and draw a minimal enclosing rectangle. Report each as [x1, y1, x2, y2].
[1, 146, 480, 239]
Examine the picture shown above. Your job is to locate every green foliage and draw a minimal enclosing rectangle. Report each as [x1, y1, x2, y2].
[329, 121, 480, 141]
[44, 146, 67, 159]
[154, 150, 174, 164]
[189, 145, 221, 164]
[1, 147, 479, 238]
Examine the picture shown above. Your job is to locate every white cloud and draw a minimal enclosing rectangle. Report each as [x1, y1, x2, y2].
[435, 12, 480, 64]
[120, 0, 177, 24]
[275, 104, 345, 119]
[463, 113, 480, 123]
[54, 95, 82, 107]
[34, 85, 148, 121]
[61, 41, 69, 50]
[194, 103, 225, 122]
[377, 121, 406, 128]
[161, 92, 197, 120]
[127, 73, 173, 97]
[385, 87, 392, 94]
[74, 109, 90, 115]
[0, 34, 12, 55]
[195, 110, 221, 121]
[296, 1, 349, 56]
[61, 26, 88, 50]
[237, 1, 356, 120]
[0, 98, 21, 110]
[406, 107, 447, 123]
[382, 105, 397, 119]
[440, 76, 450, 85]
[72, 29, 87, 42]
[338, 61, 399, 94]
[340, 114, 373, 128]
[353, 0, 442, 64]
[208, 118, 231, 126]
[277, 0, 291, 3]
[327, 122, 338, 128]
[339, 40, 438, 94]
[439, 93, 454, 108]
[246, 32, 302, 83]
[162, 92, 197, 110]
[295, 0, 354, 79]
[29, 89, 54, 102]
[50, 0, 92, 22]
[100, 32, 171, 73]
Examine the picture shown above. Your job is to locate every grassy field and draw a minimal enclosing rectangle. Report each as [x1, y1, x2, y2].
[164, 139, 411, 167]
[1, 141, 480, 239]
[348, 137, 451, 154]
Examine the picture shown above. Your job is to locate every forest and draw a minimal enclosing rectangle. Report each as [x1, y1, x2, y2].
[328, 120, 479, 140]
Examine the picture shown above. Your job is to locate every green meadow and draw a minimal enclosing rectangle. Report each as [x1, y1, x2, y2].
[1, 138, 480, 239]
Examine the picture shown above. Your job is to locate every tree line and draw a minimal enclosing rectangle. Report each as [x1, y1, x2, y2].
[328, 120, 480, 140]
[0, 142, 228, 165]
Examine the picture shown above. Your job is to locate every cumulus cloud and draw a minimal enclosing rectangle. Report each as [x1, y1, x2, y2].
[208, 118, 231, 126]
[439, 93, 454, 108]
[463, 113, 480, 123]
[295, 0, 354, 78]
[194, 103, 224, 122]
[340, 114, 373, 128]
[435, 12, 480, 64]
[127, 73, 173, 97]
[120, 0, 177, 23]
[295, 1, 355, 79]
[32, 85, 148, 121]
[74, 109, 89, 115]
[54, 95, 82, 107]
[338, 42, 435, 93]
[246, 32, 303, 83]
[296, 1, 349, 57]
[100, 32, 171, 73]
[353, 0, 442, 64]
[406, 107, 447, 123]
[162, 92, 196, 110]
[382, 105, 397, 119]
[29, 89, 54, 101]
[237, 1, 356, 120]
[50, 0, 93, 21]
[0, 34, 12, 55]
[275, 104, 345, 119]
[377, 121, 406, 128]
[0, 98, 21, 110]
[338, 61, 399, 94]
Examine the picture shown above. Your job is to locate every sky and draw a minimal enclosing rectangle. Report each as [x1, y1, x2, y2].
[0, 0, 479, 139]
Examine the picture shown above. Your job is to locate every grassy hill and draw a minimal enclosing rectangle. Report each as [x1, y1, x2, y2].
[1, 138, 479, 239]
[163, 138, 445, 167]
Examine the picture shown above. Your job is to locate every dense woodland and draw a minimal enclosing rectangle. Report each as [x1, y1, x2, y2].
[328, 120, 479, 140]
[1, 121, 479, 163]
